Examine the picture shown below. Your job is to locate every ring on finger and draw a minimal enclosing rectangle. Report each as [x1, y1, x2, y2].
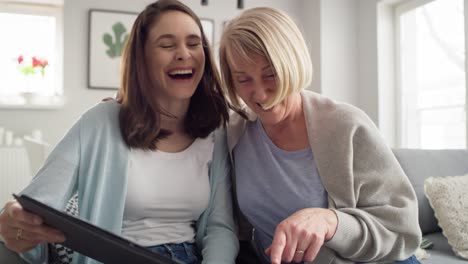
[295, 250, 305, 255]
[15, 228, 23, 241]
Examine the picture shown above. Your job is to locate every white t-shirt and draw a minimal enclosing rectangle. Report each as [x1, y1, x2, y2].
[121, 134, 214, 246]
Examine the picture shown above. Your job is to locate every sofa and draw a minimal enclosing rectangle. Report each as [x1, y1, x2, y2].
[1, 149, 467, 263]
[393, 149, 468, 264]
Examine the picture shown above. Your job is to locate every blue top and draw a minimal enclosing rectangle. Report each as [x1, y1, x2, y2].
[234, 119, 327, 263]
[17, 101, 238, 264]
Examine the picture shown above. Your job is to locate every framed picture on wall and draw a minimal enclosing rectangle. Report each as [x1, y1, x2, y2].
[88, 9, 138, 89]
[200, 18, 214, 45]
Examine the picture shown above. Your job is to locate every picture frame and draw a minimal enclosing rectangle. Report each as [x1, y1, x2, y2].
[88, 9, 138, 89]
[200, 18, 214, 46]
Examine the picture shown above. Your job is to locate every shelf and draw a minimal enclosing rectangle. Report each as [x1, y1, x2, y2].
[0, 95, 65, 110]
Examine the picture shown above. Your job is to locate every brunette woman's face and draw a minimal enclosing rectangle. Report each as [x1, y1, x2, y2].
[145, 10, 205, 105]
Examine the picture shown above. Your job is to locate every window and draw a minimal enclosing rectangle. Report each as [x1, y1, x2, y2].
[0, 2, 63, 107]
[396, 0, 465, 149]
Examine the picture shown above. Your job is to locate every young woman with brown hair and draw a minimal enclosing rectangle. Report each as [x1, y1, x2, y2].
[0, 1, 238, 263]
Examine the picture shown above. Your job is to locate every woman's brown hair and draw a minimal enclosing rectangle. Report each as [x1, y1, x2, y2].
[119, 0, 229, 150]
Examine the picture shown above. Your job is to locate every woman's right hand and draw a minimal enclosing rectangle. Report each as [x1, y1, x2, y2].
[0, 200, 65, 253]
[102, 90, 122, 103]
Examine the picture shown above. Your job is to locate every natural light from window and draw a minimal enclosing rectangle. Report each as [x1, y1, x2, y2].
[0, 8, 61, 106]
[399, 0, 465, 149]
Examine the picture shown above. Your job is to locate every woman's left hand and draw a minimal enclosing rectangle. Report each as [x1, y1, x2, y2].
[265, 208, 338, 264]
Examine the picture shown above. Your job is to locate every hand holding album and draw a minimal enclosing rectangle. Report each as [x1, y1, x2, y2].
[14, 194, 178, 264]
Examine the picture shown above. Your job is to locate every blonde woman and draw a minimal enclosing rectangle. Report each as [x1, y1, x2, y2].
[220, 7, 421, 264]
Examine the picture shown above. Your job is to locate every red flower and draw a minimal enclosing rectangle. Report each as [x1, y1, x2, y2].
[32, 56, 48, 67]
[39, 58, 48, 67]
[17, 55, 49, 77]
[32, 56, 40, 67]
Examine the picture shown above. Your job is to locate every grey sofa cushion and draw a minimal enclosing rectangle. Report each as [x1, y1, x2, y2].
[421, 232, 468, 264]
[392, 149, 468, 235]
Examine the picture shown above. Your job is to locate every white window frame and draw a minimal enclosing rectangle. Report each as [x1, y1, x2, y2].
[0, 2, 64, 109]
[394, 0, 468, 148]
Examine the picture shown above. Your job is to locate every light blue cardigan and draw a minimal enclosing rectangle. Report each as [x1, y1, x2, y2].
[19, 101, 238, 264]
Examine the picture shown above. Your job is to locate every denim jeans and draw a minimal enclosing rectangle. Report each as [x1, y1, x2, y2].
[395, 255, 420, 264]
[147, 242, 202, 264]
[356, 255, 420, 264]
[237, 240, 420, 264]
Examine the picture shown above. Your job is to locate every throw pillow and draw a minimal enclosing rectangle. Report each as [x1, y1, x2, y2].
[424, 174, 468, 259]
[49, 194, 78, 264]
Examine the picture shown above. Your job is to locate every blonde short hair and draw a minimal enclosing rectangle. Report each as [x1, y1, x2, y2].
[219, 7, 312, 109]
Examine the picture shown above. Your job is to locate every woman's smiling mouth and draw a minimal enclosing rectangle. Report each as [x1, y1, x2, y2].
[168, 68, 194, 80]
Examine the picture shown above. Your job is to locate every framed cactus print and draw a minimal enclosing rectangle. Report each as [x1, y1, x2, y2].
[88, 9, 137, 89]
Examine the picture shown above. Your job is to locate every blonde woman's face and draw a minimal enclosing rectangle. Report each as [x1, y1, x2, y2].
[229, 52, 297, 126]
[144, 10, 205, 106]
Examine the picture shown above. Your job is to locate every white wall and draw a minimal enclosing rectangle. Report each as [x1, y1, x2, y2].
[358, 0, 379, 124]
[356, 0, 402, 147]
[304, 0, 397, 145]
[298, 0, 321, 93]
[3, 0, 402, 148]
[320, 0, 359, 105]
[0, 0, 301, 149]
[377, 1, 397, 146]
[298, 0, 361, 106]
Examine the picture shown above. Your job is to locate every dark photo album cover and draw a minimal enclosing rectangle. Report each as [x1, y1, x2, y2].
[14, 194, 179, 264]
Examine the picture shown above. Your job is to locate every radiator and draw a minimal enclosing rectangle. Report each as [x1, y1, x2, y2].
[0, 147, 32, 206]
